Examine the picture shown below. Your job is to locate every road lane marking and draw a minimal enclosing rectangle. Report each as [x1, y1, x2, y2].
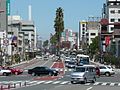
[101, 82, 107, 86]
[118, 83, 120, 86]
[60, 81, 69, 84]
[44, 81, 53, 84]
[110, 83, 115, 86]
[52, 81, 61, 84]
[86, 87, 93, 90]
[36, 81, 45, 84]
[93, 82, 100, 85]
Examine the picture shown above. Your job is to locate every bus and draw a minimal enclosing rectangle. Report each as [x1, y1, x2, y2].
[76, 54, 90, 65]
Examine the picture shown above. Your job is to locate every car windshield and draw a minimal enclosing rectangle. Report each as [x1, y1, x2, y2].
[68, 62, 75, 64]
[74, 67, 85, 72]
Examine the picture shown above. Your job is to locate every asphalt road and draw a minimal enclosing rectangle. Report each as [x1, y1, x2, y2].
[0, 58, 120, 90]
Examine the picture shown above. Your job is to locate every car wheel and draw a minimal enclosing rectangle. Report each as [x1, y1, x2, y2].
[83, 78, 87, 84]
[3, 73, 7, 76]
[71, 81, 74, 84]
[49, 72, 53, 76]
[15, 72, 18, 75]
[32, 72, 36, 76]
[105, 72, 110, 76]
[91, 77, 96, 83]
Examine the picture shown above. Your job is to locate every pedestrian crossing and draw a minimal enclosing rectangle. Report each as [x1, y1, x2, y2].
[1, 80, 120, 87]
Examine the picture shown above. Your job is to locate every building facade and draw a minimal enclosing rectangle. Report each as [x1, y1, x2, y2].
[8, 15, 36, 63]
[79, 20, 100, 49]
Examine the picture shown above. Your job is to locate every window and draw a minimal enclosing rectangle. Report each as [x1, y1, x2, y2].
[82, 24, 85, 27]
[118, 10, 120, 14]
[118, 19, 120, 22]
[86, 33, 88, 36]
[110, 19, 115, 22]
[110, 10, 115, 14]
[82, 32, 85, 34]
[91, 33, 95, 36]
[111, 27, 114, 31]
[99, 66, 106, 69]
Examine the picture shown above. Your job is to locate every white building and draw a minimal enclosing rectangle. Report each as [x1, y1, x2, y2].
[106, 0, 120, 32]
[79, 20, 100, 49]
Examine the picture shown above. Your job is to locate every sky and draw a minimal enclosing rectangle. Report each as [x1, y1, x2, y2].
[11, 0, 106, 40]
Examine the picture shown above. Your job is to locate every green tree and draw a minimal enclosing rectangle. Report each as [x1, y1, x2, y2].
[54, 7, 64, 55]
[89, 36, 100, 55]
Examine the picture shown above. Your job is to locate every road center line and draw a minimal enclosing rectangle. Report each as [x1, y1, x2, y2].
[86, 87, 93, 90]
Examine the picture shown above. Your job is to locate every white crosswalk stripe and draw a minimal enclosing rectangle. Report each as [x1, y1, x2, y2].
[110, 83, 115, 86]
[44, 81, 53, 84]
[52, 81, 61, 84]
[118, 83, 120, 86]
[60, 81, 69, 84]
[93, 82, 100, 86]
[0, 80, 120, 87]
[101, 82, 107, 86]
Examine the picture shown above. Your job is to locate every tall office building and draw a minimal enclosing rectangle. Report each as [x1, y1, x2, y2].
[0, 0, 7, 32]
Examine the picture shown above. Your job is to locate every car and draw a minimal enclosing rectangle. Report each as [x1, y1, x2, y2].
[0, 68, 11, 76]
[66, 61, 76, 68]
[28, 66, 59, 76]
[99, 65, 115, 76]
[43, 55, 49, 60]
[71, 65, 96, 84]
[6, 67, 23, 75]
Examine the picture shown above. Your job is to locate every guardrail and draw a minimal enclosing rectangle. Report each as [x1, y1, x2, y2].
[0, 81, 32, 90]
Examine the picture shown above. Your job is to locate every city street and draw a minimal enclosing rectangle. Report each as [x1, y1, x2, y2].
[0, 58, 120, 90]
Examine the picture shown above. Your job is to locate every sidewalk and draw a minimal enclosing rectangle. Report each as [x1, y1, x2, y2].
[10, 58, 39, 69]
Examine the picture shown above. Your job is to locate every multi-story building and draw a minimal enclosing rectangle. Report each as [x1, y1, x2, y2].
[79, 19, 100, 49]
[101, 0, 120, 56]
[61, 29, 78, 49]
[8, 15, 36, 62]
[79, 21, 87, 49]
[105, 0, 120, 33]
[0, 0, 7, 32]
[86, 21, 100, 45]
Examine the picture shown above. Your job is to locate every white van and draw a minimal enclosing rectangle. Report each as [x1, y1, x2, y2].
[71, 65, 96, 84]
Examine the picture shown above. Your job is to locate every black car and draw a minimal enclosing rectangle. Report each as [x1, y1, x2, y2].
[28, 66, 59, 76]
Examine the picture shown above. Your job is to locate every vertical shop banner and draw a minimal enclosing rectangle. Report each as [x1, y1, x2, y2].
[105, 36, 110, 46]
[6, 0, 10, 15]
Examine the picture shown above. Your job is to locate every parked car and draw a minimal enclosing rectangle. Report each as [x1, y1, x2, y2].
[7, 67, 23, 75]
[28, 66, 59, 76]
[71, 65, 96, 84]
[99, 65, 115, 76]
[0, 68, 11, 76]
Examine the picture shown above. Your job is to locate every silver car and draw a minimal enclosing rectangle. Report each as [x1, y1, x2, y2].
[99, 65, 115, 76]
[71, 65, 96, 84]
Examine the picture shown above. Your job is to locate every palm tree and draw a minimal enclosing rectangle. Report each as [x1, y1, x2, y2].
[54, 7, 64, 56]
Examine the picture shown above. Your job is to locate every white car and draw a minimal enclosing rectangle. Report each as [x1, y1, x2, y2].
[0, 69, 11, 76]
[99, 65, 115, 76]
